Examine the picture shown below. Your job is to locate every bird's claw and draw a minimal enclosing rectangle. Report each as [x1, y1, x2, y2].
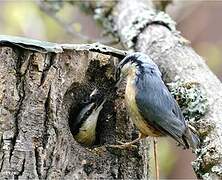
[106, 140, 137, 149]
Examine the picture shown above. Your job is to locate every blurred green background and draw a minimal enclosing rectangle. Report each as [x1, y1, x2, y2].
[0, 1, 221, 179]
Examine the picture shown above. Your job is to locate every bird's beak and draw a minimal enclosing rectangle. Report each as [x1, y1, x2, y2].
[114, 65, 122, 88]
[115, 75, 123, 88]
[114, 68, 118, 82]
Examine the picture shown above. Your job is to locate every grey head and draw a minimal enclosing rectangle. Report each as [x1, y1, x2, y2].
[115, 52, 162, 84]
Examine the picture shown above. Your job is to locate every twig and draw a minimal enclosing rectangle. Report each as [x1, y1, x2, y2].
[35, 0, 117, 44]
[153, 138, 159, 180]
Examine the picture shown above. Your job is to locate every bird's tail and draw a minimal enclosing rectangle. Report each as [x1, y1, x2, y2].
[182, 127, 200, 150]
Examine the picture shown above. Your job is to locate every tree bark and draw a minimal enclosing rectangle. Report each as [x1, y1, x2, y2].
[77, 0, 222, 179]
[0, 36, 149, 179]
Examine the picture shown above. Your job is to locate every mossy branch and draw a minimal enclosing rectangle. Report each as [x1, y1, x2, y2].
[76, 0, 222, 179]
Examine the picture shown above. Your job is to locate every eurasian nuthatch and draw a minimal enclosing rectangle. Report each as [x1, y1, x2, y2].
[72, 88, 106, 146]
[115, 52, 200, 149]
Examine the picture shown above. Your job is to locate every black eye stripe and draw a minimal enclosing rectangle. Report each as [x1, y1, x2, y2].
[118, 55, 145, 75]
[119, 55, 139, 69]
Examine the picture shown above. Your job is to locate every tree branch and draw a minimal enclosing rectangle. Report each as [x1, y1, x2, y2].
[78, 0, 222, 179]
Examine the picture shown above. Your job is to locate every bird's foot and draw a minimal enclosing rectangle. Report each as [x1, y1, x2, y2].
[106, 133, 143, 149]
[106, 140, 138, 149]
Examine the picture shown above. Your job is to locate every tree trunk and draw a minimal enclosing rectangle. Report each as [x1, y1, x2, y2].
[77, 0, 222, 179]
[0, 37, 149, 179]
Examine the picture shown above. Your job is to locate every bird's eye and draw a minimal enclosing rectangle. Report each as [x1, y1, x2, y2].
[150, 67, 155, 74]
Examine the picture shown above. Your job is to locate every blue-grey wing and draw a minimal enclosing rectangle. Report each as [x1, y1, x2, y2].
[135, 72, 187, 145]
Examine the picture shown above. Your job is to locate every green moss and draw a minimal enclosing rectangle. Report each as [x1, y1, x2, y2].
[93, 2, 117, 36]
[168, 80, 208, 121]
[77, 2, 94, 15]
[76, 1, 118, 40]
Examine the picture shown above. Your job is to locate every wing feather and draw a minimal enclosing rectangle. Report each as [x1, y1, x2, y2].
[135, 71, 188, 146]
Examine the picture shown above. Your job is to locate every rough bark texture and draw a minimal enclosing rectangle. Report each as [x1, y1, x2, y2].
[0, 39, 149, 179]
[79, 0, 222, 179]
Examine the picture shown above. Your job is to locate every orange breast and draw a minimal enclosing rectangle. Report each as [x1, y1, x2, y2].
[125, 70, 161, 137]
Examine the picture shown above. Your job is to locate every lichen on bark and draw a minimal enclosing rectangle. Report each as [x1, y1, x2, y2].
[77, 0, 222, 179]
[168, 80, 209, 130]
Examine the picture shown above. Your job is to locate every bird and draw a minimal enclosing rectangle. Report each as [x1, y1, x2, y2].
[71, 88, 106, 146]
[113, 52, 200, 179]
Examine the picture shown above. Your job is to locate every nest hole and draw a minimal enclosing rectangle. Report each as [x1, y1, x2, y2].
[63, 60, 117, 147]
